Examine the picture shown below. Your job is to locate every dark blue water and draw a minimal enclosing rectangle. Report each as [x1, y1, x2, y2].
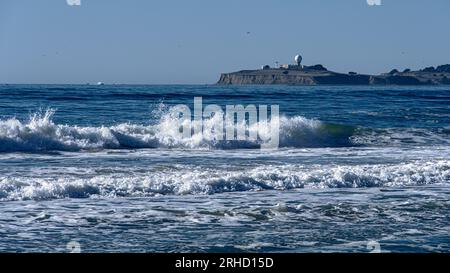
[0, 84, 449, 252]
[1, 85, 449, 128]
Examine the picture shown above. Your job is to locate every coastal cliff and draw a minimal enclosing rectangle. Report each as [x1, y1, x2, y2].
[217, 64, 450, 85]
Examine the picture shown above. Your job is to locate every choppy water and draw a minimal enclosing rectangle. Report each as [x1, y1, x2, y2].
[0, 84, 449, 252]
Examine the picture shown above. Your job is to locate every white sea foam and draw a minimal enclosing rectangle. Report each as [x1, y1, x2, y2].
[0, 160, 448, 201]
[0, 109, 356, 152]
[0, 109, 447, 152]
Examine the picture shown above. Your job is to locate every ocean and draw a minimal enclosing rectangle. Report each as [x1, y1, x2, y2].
[0, 84, 449, 252]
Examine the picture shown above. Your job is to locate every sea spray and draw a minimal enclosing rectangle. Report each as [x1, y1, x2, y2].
[0, 108, 355, 152]
[0, 160, 448, 201]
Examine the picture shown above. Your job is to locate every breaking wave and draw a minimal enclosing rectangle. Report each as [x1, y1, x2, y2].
[0, 109, 356, 152]
[0, 109, 447, 152]
[1, 160, 449, 201]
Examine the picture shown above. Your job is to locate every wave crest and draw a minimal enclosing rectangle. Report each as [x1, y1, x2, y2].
[1, 109, 447, 152]
[1, 160, 448, 201]
[0, 109, 356, 152]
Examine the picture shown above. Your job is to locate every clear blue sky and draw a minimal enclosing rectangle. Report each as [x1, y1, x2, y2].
[1, 0, 450, 84]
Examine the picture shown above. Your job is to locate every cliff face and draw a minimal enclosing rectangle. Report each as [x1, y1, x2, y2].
[217, 66, 450, 85]
[218, 71, 316, 85]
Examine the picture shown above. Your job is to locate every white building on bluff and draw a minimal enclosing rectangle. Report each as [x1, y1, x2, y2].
[280, 54, 303, 70]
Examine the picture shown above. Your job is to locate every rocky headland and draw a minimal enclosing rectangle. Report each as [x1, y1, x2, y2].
[217, 64, 450, 85]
